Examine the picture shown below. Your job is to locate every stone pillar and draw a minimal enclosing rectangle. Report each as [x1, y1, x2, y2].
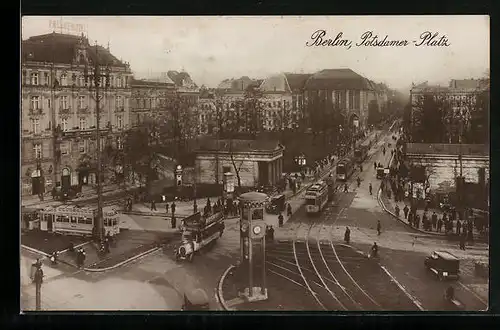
[268, 162, 272, 186]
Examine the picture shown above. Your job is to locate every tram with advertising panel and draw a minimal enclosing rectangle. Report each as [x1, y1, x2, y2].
[305, 180, 329, 215]
[38, 205, 120, 237]
[175, 211, 225, 262]
[336, 158, 355, 182]
[354, 140, 370, 164]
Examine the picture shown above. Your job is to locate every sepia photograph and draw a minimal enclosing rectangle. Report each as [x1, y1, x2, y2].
[20, 15, 489, 312]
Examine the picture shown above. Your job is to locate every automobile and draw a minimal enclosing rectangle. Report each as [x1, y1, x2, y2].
[52, 185, 82, 201]
[265, 194, 286, 214]
[181, 289, 210, 310]
[424, 250, 460, 281]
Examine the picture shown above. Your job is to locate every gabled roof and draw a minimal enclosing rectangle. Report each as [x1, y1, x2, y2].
[304, 69, 374, 91]
[195, 138, 284, 153]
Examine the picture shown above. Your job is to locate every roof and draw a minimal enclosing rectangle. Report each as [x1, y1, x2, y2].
[284, 73, 313, 91]
[217, 76, 257, 92]
[259, 73, 291, 93]
[406, 143, 489, 157]
[22, 33, 127, 67]
[131, 78, 175, 88]
[194, 138, 284, 153]
[239, 191, 268, 202]
[304, 69, 374, 91]
[434, 251, 459, 261]
[167, 71, 197, 88]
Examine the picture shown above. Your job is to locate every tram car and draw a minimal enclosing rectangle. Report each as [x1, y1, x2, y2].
[336, 158, 355, 182]
[175, 211, 225, 262]
[305, 180, 329, 215]
[38, 205, 120, 237]
[354, 141, 370, 164]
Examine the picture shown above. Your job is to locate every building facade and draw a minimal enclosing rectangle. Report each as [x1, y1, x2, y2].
[130, 77, 177, 127]
[21, 32, 133, 196]
[194, 139, 284, 187]
[409, 79, 490, 144]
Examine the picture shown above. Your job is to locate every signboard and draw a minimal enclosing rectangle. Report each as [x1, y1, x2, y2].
[49, 19, 86, 35]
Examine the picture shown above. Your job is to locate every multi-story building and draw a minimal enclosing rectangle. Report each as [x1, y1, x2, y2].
[258, 73, 311, 131]
[130, 76, 176, 127]
[21, 32, 133, 196]
[409, 79, 490, 144]
[303, 69, 387, 132]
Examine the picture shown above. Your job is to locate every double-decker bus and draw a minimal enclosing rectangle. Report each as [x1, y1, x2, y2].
[175, 211, 225, 262]
[305, 180, 329, 215]
[336, 158, 355, 182]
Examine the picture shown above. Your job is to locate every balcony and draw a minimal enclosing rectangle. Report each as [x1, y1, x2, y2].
[115, 106, 125, 112]
[28, 108, 44, 116]
[77, 106, 90, 115]
[59, 107, 72, 116]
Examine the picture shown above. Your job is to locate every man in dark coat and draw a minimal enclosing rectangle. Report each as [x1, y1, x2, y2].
[431, 212, 438, 230]
[287, 203, 292, 217]
[377, 220, 382, 235]
[403, 205, 409, 219]
[437, 216, 443, 232]
[456, 220, 462, 236]
[415, 214, 420, 229]
[171, 202, 176, 216]
[459, 232, 466, 250]
[278, 212, 284, 228]
[151, 200, 157, 211]
[395, 205, 400, 218]
[344, 227, 351, 244]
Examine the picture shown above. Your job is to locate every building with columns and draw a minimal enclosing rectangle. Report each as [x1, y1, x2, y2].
[21, 32, 133, 196]
[193, 138, 284, 188]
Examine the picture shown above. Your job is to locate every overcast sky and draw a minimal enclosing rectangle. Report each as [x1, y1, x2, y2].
[21, 16, 489, 91]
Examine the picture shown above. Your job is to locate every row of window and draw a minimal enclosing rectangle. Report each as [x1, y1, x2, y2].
[31, 136, 123, 159]
[28, 115, 123, 134]
[26, 72, 129, 88]
[29, 95, 125, 110]
[52, 215, 118, 226]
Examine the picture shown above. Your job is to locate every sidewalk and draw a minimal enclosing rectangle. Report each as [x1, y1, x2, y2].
[378, 185, 488, 244]
[21, 182, 142, 208]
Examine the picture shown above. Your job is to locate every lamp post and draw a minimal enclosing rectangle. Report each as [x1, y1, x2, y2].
[84, 41, 110, 243]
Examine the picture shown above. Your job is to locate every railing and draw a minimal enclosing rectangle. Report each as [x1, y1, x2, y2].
[28, 108, 44, 116]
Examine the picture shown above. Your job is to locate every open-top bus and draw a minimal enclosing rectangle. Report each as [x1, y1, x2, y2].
[305, 180, 329, 215]
[336, 158, 355, 182]
[39, 205, 120, 237]
[175, 211, 225, 262]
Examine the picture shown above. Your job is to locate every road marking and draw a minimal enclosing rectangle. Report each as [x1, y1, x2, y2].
[458, 281, 487, 306]
[380, 265, 425, 311]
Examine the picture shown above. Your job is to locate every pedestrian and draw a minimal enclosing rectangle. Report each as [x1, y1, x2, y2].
[422, 212, 428, 231]
[292, 181, 297, 194]
[459, 233, 466, 250]
[278, 212, 284, 228]
[369, 183, 373, 195]
[357, 177, 361, 188]
[377, 220, 381, 235]
[415, 214, 420, 229]
[269, 225, 275, 241]
[104, 238, 110, 254]
[171, 202, 176, 215]
[151, 199, 157, 211]
[395, 204, 400, 218]
[344, 227, 351, 244]
[456, 220, 462, 236]
[437, 217, 443, 233]
[431, 212, 438, 230]
[403, 205, 409, 219]
[165, 203, 169, 215]
[287, 203, 292, 217]
[374, 162, 377, 170]
[171, 215, 177, 229]
[344, 183, 348, 193]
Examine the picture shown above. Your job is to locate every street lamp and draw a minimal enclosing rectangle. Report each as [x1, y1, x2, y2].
[84, 41, 111, 243]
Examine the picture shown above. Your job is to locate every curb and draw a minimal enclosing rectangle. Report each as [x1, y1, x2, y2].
[83, 246, 161, 272]
[216, 264, 236, 311]
[21, 245, 52, 259]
